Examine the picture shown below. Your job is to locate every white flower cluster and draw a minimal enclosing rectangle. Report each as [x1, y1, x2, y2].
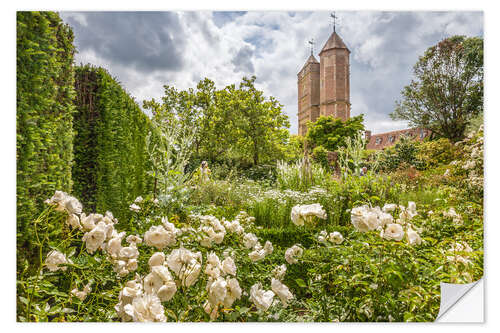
[443, 207, 463, 225]
[285, 244, 303, 264]
[45, 190, 83, 216]
[129, 196, 143, 212]
[248, 240, 273, 262]
[166, 247, 203, 288]
[45, 250, 72, 272]
[318, 230, 344, 245]
[203, 252, 241, 320]
[193, 215, 226, 248]
[107, 233, 142, 276]
[290, 203, 327, 226]
[144, 252, 177, 302]
[272, 264, 287, 281]
[71, 282, 92, 301]
[446, 241, 473, 266]
[271, 278, 294, 307]
[351, 202, 422, 246]
[144, 217, 179, 249]
[249, 283, 275, 311]
[81, 211, 121, 254]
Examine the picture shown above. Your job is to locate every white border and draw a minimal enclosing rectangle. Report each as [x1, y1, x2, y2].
[2, 0, 497, 331]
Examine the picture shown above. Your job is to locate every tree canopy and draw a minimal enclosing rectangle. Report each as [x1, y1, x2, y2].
[143, 76, 290, 167]
[306, 115, 365, 152]
[391, 35, 483, 142]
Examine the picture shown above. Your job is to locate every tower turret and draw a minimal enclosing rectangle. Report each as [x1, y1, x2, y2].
[297, 54, 320, 136]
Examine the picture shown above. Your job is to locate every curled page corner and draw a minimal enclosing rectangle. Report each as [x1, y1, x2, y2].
[435, 278, 483, 322]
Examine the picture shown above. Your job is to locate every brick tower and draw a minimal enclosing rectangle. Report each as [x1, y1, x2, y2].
[297, 54, 320, 136]
[319, 31, 351, 121]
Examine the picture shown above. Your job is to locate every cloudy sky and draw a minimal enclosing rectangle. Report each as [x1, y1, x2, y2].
[59, 11, 483, 134]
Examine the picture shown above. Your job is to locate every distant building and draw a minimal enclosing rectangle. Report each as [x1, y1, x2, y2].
[297, 25, 428, 150]
[297, 30, 350, 136]
[365, 128, 431, 150]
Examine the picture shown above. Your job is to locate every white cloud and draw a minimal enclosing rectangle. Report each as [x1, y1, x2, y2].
[62, 11, 483, 136]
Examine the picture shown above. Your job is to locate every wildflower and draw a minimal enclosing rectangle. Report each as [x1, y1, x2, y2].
[285, 244, 303, 264]
[249, 283, 275, 311]
[115, 279, 143, 321]
[134, 196, 144, 203]
[271, 278, 293, 307]
[382, 223, 404, 241]
[45, 250, 71, 272]
[291, 203, 327, 226]
[447, 242, 473, 265]
[351, 205, 379, 232]
[406, 226, 422, 246]
[318, 230, 328, 243]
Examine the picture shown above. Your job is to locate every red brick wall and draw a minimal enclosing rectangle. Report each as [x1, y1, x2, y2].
[366, 128, 431, 150]
[297, 61, 320, 136]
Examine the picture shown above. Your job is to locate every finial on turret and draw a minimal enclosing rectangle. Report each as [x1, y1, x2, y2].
[330, 12, 338, 32]
[308, 38, 315, 55]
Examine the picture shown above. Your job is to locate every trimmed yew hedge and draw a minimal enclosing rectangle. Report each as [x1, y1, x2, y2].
[73, 65, 154, 222]
[16, 11, 76, 244]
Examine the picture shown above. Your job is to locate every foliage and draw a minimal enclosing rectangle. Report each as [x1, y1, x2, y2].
[312, 146, 329, 169]
[306, 115, 365, 152]
[16, 11, 76, 251]
[377, 135, 426, 172]
[276, 159, 329, 192]
[73, 65, 154, 222]
[416, 138, 457, 169]
[338, 131, 366, 177]
[391, 35, 483, 142]
[143, 76, 290, 167]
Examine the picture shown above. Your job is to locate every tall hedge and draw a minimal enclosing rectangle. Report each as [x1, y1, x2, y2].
[16, 12, 76, 243]
[73, 65, 154, 221]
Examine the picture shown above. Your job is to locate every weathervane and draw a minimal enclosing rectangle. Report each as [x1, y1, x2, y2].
[308, 38, 315, 55]
[330, 12, 338, 32]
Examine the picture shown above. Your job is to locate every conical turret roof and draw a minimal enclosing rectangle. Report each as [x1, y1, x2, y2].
[298, 54, 319, 74]
[319, 31, 350, 55]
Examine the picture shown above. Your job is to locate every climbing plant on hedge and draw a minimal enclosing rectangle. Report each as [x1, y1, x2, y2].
[16, 11, 76, 248]
[73, 65, 154, 222]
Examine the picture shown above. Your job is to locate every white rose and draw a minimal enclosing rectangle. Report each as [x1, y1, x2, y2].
[82, 222, 107, 253]
[382, 203, 397, 213]
[285, 245, 303, 264]
[124, 293, 166, 322]
[148, 252, 165, 267]
[249, 283, 275, 311]
[271, 278, 293, 307]
[243, 233, 259, 249]
[383, 223, 404, 241]
[406, 227, 422, 246]
[221, 257, 237, 276]
[45, 250, 70, 272]
[328, 231, 344, 245]
[144, 225, 175, 249]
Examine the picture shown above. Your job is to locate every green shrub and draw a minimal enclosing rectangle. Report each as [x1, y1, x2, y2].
[16, 11, 76, 247]
[72, 65, 155, 221]
[417, 138, 457, 169]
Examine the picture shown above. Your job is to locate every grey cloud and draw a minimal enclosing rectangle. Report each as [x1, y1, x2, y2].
[232, 45, 255, 73]
[61, 11, 187, 72]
